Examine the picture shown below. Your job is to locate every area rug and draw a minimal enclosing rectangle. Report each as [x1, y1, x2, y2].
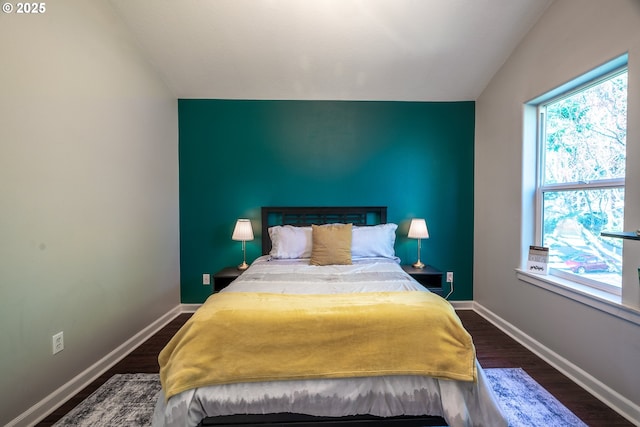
[53, 369, 587, 426]
[52, 373, 161, 426]
[485, 368, 587, 427]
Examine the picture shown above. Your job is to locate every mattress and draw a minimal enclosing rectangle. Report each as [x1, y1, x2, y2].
[152, 257, 507, 427]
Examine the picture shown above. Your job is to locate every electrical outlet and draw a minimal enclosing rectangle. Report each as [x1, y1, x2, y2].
[202, 273, 210, 285]
[52, 332, 64, 355]
[446, 272, 454, 283]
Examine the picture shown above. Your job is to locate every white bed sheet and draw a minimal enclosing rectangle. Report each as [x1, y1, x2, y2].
[152, 257, 507, 427]
[221, 256, 426, 294]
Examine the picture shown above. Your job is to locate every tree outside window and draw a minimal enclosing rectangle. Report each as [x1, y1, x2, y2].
[538, 68, 627, 293]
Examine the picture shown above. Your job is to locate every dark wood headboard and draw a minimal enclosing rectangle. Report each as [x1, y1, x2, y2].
[261, 206, 387, 255]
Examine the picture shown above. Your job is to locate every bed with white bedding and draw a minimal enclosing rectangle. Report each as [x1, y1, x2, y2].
[152, 207, 507, 427]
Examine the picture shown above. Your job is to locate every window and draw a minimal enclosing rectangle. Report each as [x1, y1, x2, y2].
[534, 63, 627, 295]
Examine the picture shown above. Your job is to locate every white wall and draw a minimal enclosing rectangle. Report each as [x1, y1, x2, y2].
[0, 1, 180, 425]
[475, 0, 640, 423]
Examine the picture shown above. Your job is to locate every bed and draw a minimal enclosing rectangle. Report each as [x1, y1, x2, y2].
[152, 207, 507, 427]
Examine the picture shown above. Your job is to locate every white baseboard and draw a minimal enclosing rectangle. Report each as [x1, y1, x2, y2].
[473, 302, 640, 426]
[450, 300, 474, 310]
[8, 305, 183, 427]
[181, 303, 202, 313]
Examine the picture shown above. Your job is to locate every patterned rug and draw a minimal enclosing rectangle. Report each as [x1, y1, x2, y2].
[485, 368, 587, 427]
[53, 374, 161, 426]
[52, 368, 587, 426]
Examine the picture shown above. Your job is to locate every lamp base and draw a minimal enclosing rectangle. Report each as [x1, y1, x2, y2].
[412, 260, 425, 269]
[237, 262, 249, 271]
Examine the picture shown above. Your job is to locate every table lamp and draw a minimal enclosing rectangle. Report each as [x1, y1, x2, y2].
[232, 218, 254, 270]
[408, 218, 429, 268]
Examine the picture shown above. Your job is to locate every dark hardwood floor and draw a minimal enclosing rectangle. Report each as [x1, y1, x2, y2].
[457, 311, 634, 427]
[38, 310, 633, 426]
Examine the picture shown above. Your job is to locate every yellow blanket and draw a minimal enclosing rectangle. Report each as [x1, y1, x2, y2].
[159, 291, 476, 400]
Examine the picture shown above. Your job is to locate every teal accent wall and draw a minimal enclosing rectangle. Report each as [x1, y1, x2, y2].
[179, 99, 474, 303]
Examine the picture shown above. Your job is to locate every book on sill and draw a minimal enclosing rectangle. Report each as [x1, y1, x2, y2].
[526, 245, 549, 275]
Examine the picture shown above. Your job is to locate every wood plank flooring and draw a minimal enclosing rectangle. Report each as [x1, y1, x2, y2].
[38, 310, 633, 426]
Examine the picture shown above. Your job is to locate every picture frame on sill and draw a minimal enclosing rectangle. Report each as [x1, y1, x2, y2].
[526, 245, 549, 275]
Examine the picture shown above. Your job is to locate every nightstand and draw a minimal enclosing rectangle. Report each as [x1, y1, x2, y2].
[401, 265, 443, 296]
[213, 267, 244, 293]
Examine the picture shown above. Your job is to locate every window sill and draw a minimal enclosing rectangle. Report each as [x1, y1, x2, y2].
[515, 268, 640, 326]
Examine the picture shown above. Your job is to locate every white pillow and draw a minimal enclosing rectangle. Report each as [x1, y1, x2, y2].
[351, 223, 398, 259]
[268, 225, 312, 259]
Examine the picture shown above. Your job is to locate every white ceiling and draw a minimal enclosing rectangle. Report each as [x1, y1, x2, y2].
[110, 0, 553, 101]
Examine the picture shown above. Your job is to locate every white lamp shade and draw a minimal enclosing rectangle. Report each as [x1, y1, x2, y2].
[408, 218, 429, 239]
[232, 219, 254, 241]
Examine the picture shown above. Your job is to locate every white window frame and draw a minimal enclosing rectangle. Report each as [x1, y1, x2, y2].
[530, 57, 628, 297]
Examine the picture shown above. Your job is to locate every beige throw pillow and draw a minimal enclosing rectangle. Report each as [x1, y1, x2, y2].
[310, 223, 353, 265]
